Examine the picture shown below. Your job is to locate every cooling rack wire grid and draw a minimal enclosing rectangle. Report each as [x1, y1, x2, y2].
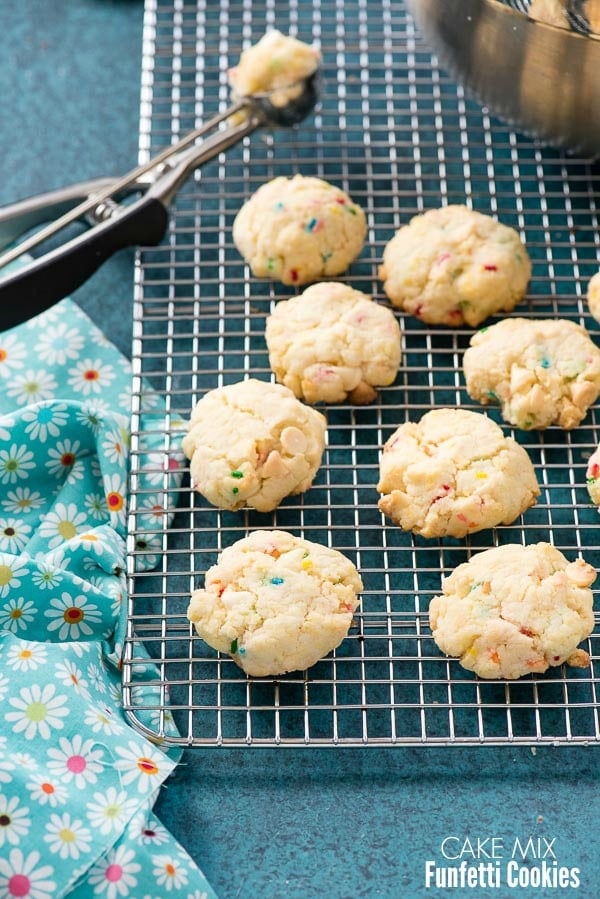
[122, 0, 600, 747]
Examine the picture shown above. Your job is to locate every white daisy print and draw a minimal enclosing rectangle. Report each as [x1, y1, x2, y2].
[137, 497, 167, 529]
[35, 321, 84, 365]
[152, 855, 190, 892]
[26, 773, 68, 808]
[0, 596, 36, 633]
[54, 659, 91, 699]
[0, 517, 32, 553]
[38, 502, 88, 548]
[85, 787, 138, 835]
[74, 399, 110, 433]
[12, 752, 37, 772]
[102, 429, 128, 464]
[45, 439, 83, 479]
[31, 560, 64, 591]
[0, 556, 28, 599]
[44, 591, 102, 640]
[0, 333, 26, 378]
[83, 706, 120, 735]
[46, 734, 104, 788]
[0, 487, 44, 515]
[113, 740, 170, 794]
[5, 369, 57, 406]
[2, 486, 44, 514]
[68, 357, 116, 396]
[0, 849, 56, 899]
[5, 683, 69, 740]
[84, 492, 107, 521]
[141, 450, 181, 487]
[103, 471, 127, 525]
[128, 812, 170, 847]
[87, 663, 108, 695]
[0, 444, 35, 485]
[21, 402, 69, 443]
[0, 672, 9, 704]
[43, 811, 92, 860]
[87, 845, 141, 898]
[0, 736, 14, 785]
[5, 640, 47, 672]
[0, 795, 31, 847]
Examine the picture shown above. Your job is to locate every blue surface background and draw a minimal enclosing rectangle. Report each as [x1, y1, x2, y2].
[2, 2, 599, 897]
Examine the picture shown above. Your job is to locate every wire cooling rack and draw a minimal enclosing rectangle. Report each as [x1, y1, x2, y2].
[122, 0, 600, 746]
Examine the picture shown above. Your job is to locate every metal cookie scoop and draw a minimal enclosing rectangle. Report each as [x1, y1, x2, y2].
[0, 67, 319, 328]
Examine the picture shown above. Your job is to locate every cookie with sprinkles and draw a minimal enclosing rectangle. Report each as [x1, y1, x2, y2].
[377, 408, 540, 538]
[232, 175, 367, 285]
[182, 378, 326, 512]
[378, 205, 531, 326]
[266, 281, 401, 403]
[187, 529, 363, 676]
[585, 445, 600, 506]
[429, 542, 596, 679]
[463, 317, 600, 430]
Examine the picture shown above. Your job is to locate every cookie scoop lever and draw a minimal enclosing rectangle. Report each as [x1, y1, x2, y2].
[0, 31, 320, 328]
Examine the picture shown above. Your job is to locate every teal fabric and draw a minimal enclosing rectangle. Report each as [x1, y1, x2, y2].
[0, 299, 216, 898]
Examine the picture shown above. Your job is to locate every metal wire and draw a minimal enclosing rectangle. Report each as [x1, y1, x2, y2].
[123, 0, 600, 747]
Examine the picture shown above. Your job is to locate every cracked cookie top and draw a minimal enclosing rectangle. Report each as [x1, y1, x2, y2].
[377, 408, 540, 538]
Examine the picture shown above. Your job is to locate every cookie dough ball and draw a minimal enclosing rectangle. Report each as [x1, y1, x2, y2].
[188, 529, 363, 676]
[587, 271, 600, 323]
[182, 379, 326, 512]
[429, 542, 596, 679]
[378, 205, 531, 326]
[227, 30, 320, 98]
[265, 282, 401, 404]
[463, 317, 600, 430]
[232, 175, 367, 286]
[377, 409, 540, 538]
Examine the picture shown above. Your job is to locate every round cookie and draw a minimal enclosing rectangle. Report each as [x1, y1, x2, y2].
[182, 378, 326, 512]
[377, 409, 540, 538]
[586, 271, 600, 323]
[463, 317, 600, 430]
[378, 205, 531, 326]
[586, 446, 600, 506]
[265, 282, 401, 404]
[227, 30, 320, 98]
[232, 175, 367, 286]
[429, 542, 596, 679]
[187, 529, 363, 677]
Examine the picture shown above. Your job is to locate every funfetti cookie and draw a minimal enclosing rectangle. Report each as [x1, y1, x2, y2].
[266, 281, 401, 404]
[463, 317, 600, 430]
[188, 529, 363, 677]
[377, 408, 540, 538]
[378, 205, 531, 327]
[232, 175, 367, 285]
[429, 542, 596, 679]
[182, 378, 326, 512]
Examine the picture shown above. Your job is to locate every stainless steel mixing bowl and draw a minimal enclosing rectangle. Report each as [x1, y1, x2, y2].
[406, 0, 600, 156]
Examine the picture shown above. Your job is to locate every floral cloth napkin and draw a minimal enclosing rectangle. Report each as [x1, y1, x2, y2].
[0, 299, 216, 898]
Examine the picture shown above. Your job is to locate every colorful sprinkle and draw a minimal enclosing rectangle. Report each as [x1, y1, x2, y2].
[271, 577, 284, 585]
[267, 257, 275, 271]
[540, 358, 551, 369]
[289, 269, 299, 282]
[321, 251, 332, 263]
[305, 217, 318, 232]
[487, 390, 498, 401]
[301, 558, 313, 570]
[230, 470, 244, 479]
[475, 472, 487, 479]
[483, 264, 498, 271]
[230, 639, 238, 653]
[274, 201, 285, 211]
[346, 206, 357, 216]
[232, 486, 239, 495]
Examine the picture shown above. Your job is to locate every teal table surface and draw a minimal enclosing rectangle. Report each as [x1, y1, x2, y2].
[2, 3, 600, 898]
